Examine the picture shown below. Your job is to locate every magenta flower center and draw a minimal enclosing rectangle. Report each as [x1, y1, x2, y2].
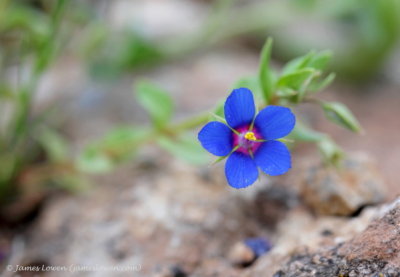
[233, 125, 263, 155]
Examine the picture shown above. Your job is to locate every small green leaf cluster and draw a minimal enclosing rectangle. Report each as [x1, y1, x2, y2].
[254, 39, 335, 104]
[253, 38, 361, 165]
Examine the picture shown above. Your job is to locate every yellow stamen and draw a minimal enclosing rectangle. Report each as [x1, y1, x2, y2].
[244, 131, 257, 141]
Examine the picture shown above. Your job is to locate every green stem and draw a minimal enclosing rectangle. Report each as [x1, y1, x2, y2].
[1, 0, 68, 197]
[169, 112, 210, 133]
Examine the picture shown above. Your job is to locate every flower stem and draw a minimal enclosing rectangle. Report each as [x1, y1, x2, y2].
[168, 112, 210, 133]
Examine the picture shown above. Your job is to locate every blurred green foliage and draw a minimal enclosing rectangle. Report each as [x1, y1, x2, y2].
[335, 0, 400, 80]
[79, 0, 400, 82]
[0, 0, 87, 208]
[77, 127, 149, 174]
[135, 81, 174, 129]
[76, 80, 210, 171]
[269, 0, 400, 81]
[86, 31, 165, 80]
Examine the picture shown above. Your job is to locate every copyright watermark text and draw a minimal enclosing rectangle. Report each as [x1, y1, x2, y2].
[6, 263, 141, 273]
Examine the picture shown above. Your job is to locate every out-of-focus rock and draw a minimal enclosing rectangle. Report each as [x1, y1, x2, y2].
[272, 198, 400, 277]
[338, 199, 400, 267]
[246, 204, 377, 277]
[228, 242, 255, 265]
[109, 0, 207, 39]
[300, 153, 387, 216]
[251, 185, 298, 228]
[6, 149, 395, 277]
[192, 258, 242, 277]
[15, 158, 282, 277]
[153, 265, 188, 277]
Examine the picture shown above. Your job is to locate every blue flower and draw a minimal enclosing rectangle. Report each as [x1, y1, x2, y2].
[244, 237, 272, 258]
[198, 88, 295, 189]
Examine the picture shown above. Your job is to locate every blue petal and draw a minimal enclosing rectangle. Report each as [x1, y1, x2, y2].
[224, 88, 256, 128]
[225, 152, 258, 189]
[254, 106, 295, 140]
[254, 140, 291, 176]
[198, 121, 233, 156]
[244, 238, 272, 258]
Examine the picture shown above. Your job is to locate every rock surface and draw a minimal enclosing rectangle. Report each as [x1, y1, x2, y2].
[3, 154, 397, 277]
[8, 158, 294, 277]
[272, 198, 400, 277]
[298, 153, 387, 216]
[228, 242, 256, 266]
[0, 139, 395, 277]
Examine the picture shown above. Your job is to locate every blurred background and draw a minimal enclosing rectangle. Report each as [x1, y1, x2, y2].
[0, 0, 400, 276]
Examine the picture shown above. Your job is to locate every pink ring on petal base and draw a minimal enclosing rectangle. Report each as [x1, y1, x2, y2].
[232, 125, 263, 155]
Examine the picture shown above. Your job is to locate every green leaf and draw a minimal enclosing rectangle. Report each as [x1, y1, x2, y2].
[233, 76, 262, 99]
[309, 72, 336, 92]
[282, 50, 332, 75]
[76, 146, 114, 174]
[88, 31, 164, 80]
[157, 134, 209, 165]
[135, 80, 174, 128]
[2, 4, 50, 47]
[280, 50, 334, 99]
[77, 127, 149, 173]
[282, 51, 315, 75]
[308, 50, 333, 71]
[322, 102, 362, 133]
[258, 38, 275, 104]
[37, 128, 69, 162]
[96, 127, 149, 162]
[277, 68, 316, 90]
[121, 32, 164, 69]
[276, 87, 297, 98]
